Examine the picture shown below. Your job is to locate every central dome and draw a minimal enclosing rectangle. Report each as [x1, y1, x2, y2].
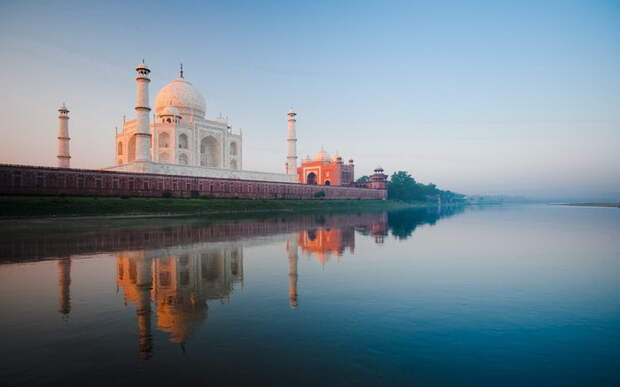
[155, 78, 206, 118]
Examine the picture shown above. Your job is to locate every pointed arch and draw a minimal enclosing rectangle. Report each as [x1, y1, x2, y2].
[178, 133, 188, 149]
[307, 172, 317, 185]
[200, 136, 220, 168]
[159, 132, 170, 148]
[128, 135, 136, 163]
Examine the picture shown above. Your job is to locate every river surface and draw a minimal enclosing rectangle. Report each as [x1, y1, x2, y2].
[0, 205, 618, 386]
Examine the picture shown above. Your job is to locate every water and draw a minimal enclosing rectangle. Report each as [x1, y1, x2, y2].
[0, 205, 618, 386]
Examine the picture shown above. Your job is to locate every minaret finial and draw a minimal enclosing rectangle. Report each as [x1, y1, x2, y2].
[142, 58, 145, 64]
[180, 63, 184, 78]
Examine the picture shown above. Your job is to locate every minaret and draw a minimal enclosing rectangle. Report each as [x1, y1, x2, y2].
[287, 235, 299, 309]
[57, 103, 70, 168]
[286, 109, 298, 178]
[134, 61, 152, 162]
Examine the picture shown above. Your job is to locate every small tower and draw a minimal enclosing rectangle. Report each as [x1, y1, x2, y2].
[57, 103, 71, 168]
[286, 109, 298, 178]
[134, 61, 152, 162]
[370, 166, 388, 190]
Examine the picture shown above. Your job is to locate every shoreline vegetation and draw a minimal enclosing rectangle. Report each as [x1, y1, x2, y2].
[0, 195, 440, 219]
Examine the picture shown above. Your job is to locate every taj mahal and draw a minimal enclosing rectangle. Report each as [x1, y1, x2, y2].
[103, 62, 297, 183]
[0, 61, 387, 199]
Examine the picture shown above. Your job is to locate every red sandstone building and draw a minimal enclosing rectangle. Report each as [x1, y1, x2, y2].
[297, 149, 354, 186]
[296, 148, 388, 191]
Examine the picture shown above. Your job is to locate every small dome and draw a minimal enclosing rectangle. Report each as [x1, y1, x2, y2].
[314, 149, 330, 162]
[160, 105, 180, 117]
[288, 108, 296, 115]
[155, 78, 206, 118]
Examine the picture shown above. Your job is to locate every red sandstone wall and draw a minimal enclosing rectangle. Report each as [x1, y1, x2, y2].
[0, 164, 386, 200]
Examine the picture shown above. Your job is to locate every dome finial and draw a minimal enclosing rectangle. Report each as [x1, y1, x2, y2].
[179, 62, 184, 78]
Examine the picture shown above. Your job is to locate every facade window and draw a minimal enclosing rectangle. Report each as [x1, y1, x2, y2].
[200, 136, 220, 168]
[159, 132, 170, 148]
[178, 134, 189, 149]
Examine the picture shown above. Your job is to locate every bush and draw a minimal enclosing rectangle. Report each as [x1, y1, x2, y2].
[314, 191, 326, 198]
[162, 190, 173, 198]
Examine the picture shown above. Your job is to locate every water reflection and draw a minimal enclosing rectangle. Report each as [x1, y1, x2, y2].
[57, 257, 71, 317]
[3, 206, 462, 361]
[116, 248, 244, 359]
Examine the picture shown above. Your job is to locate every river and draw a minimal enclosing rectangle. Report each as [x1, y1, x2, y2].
[0, 204, 618, 386]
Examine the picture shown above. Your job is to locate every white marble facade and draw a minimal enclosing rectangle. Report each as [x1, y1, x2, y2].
[115, 73, 242, 170]
[107, 64, 296, 182]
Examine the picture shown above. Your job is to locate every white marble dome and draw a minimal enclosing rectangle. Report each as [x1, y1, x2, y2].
[159, 105, 180, 117]
[155, 78, 206, 118]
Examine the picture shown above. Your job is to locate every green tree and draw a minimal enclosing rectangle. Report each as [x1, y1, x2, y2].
[388, 171, 424, 201]
[356, 175, 370, 183]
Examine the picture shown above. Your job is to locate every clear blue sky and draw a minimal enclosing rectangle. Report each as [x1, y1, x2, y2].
[1, 0, 618, 200]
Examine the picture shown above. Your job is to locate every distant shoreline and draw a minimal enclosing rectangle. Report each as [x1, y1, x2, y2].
[562, 203, 620, 208]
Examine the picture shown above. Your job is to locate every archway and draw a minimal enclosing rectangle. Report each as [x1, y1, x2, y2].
[230, 142, 238, 156]
[128, 135, 136, 162]
[178, 134, 188, 149]
[159, 132, 170, 148]
[307, 172, 317, 185]
[117, 142, 123, 155]
[324, 180, 331, 186]
[230, 159, 237, 170]
[179, 153, 189, 165]
[200, 136, 220, 168]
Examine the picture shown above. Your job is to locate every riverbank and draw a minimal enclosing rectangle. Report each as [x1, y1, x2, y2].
[0, 195, 431, 219]
[564, 203, 620, 208]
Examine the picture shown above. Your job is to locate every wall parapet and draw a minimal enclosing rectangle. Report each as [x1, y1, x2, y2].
[0, 164, 386, 200]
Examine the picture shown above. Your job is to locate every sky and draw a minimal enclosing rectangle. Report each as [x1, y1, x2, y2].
[1, 0, 618, 200]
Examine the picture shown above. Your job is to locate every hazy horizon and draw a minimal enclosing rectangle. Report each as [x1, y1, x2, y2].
[1, 0, 618, 201]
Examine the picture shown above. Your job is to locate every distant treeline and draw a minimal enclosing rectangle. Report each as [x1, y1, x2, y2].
[357, 171, 465, 203]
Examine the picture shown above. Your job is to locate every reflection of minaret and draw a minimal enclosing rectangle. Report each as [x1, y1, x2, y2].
[287, 235, 299, 308]
[57, 257, 71, 317]
[117, 253, 153, 360]
[135, 256, 153, 360]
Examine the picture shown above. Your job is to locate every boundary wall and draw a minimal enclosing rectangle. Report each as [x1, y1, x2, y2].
[0, 164, 386, 200]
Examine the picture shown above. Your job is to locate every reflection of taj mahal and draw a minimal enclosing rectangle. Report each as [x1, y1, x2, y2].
[115, 246, 243, 359]
[50, 213, 389, 360]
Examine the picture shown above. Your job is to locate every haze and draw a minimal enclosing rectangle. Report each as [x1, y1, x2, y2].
[1, 0, 618, 200]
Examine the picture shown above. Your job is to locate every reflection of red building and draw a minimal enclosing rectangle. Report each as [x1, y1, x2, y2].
[298, 227, 355, 264]
[297, 149, 354, 186]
